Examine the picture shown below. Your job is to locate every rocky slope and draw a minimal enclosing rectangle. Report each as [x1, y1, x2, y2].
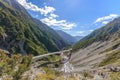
[71, 17, 120, 79]
[72, 17, 120, 68]
[0, 0, 69, 55]
[73, 17, 120, 51]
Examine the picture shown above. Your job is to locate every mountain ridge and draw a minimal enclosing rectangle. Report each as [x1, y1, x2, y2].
[0, 0, 69, 55]
[56, 30, 83, 45]
[71, 17, 120, 79]
[56, 30, 77, 45]
[73, 17, 120, 51]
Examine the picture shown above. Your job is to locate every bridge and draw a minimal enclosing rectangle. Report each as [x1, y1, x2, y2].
[33, 48, 72, 63]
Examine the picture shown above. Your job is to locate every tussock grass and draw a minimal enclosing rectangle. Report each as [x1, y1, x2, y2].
[99, 50, 120, 66]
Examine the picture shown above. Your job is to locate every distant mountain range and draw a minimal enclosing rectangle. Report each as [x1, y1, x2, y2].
[56, 30, 83, 45]
[74, 36, 83, 41]
[0, 0, 69, 55]
[73, 17, 120, 51]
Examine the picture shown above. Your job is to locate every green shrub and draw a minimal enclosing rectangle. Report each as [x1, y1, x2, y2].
[0, 51, 32, 80]
[82, 71, 94, 79]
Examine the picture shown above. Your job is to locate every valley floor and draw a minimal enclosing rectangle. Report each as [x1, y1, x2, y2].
[1, 37, 120, 80]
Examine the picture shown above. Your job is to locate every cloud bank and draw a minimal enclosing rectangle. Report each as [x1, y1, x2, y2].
[94, 14, 119, 24]
[16, 0, 76, 29]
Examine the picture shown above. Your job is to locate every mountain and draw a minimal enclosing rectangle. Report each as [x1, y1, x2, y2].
[56, 30, 78, 45]
[73, 17, 120, 51]
[0, 0, 68, 55]
[74, 36, 83, 41]
[70, 17, 120, 80]
[71, 17, 120, 79]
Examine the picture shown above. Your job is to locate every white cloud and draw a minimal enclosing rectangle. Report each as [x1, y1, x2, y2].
[76, 30, 93, 34]
[89, 30, 94, 32]
[35, 15, 39, 18]
[75, 30, 94, 36]
[16, 0, 76, 29]
[50, 13, 59, 18]
[94, 14, 119, 24]
[76, 31, 85, 34]
[102, 21, 109, 24]
[40, 12, 76, 30]
[41, 17, 76, 30]
[16, 0, 55, 16]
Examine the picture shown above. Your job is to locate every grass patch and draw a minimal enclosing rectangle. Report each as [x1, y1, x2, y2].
[103, 42, 120, 53]
[82, 71, 94, 79]
[0, 51, 32, 80]
[110, 72, 120, 80]
[99, 50, 120, 66]
[37, 67, 77, 80]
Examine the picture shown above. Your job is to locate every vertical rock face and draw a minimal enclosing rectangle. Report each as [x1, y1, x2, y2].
[0, 0, 69, 55]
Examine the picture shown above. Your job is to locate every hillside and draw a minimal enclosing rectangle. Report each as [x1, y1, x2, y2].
[74, 36, 83, 41]
[73, 17, 120, 51]
[56, 30, 83, 45]
[1, 0, 120, 80]
[72, 17, 120, 68]
[0, 0, 68, 55]
[56, 30, 77, 45]
[71, 17, 120, 79]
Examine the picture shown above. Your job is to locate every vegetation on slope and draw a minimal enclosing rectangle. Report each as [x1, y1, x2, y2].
[73, 17, 120, 51]
[0, 0, 68, 55]
[99, 50, 120, 67]
[0, 51, 32, 80]
[0, 50, 77, 80]
[36, 67, 77, 80]
[110, 72, 120, 80]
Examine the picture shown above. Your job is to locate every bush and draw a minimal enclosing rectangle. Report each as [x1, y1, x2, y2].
[0, 51, 32, 80]
[82, 71, 94, 79]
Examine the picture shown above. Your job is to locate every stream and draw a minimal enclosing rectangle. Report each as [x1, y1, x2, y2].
[61, 61, 74, 73]
[60, 51, 74, 73]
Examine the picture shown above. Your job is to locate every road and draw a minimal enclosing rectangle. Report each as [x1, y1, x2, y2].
[33, 49, 72, 62]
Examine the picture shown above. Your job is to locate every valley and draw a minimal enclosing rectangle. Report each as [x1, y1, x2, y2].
[0, 0, 120, 80]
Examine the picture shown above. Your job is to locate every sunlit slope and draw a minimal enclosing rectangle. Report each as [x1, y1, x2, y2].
[73, 17, 120, 51]
[72, 17, 120, 70]
[0, 0, 68, 55]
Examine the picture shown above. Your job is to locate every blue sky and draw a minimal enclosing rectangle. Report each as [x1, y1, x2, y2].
[17, 0, 120, 36]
